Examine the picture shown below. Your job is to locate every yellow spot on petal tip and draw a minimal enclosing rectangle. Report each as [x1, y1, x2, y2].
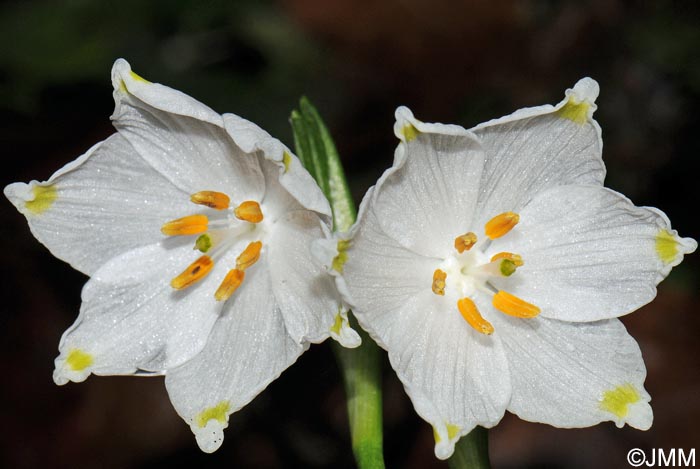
[283, 151, 292, 173]
[129, 70, 151, 84]
[191, 191, 230, 210]
[484, 212, 519, 240]
[432, 269, 447, 296]
[214, 269, 245, 301]
[600, 384, 641, 418]
[401, 123, 419, 142]
[457, 297, 494, 335]
[66, 348, 93, 371]
[161, 214, 209, 236]
[236, 241, 263, 270]
[196, 401, 231, 428]
[556, 96, 590, 125]
[171, 255, 214, 290]
[433, 423, 461, 443]
[330, 312, 344, 335]
[332, 239, 351, 273]
[234, 201, 263, 223]
[655, 229, 679, 265]
[454, 232, 477, 253]
[25, 185, 57, 215]
[492, 291, 540, 318]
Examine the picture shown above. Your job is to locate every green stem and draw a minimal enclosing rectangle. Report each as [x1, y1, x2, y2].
[291, 97, 385, 468]
[448, 427, 490, 469]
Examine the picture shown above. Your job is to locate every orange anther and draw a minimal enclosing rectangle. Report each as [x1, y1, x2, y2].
[432, 269, 447, 296]
[236, 241, 263, 270]
[492, 291, 540, 318]
[161, 215, 209, 236]
[214, 269, 245, 301]
[234, 201, 263, 223]
[190, 191, 231, 210]
[457, 297, 494, 335]
[171, 256, 214, 290]
[454, 232, 478, 253]
[484, 212, 519, 240]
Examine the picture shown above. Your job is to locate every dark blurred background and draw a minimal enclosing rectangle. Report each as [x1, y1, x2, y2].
[1, 1, 698, 468]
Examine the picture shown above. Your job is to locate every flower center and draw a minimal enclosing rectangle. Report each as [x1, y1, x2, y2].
[161, 190, 266, 302]
[432, 211, 540, 335]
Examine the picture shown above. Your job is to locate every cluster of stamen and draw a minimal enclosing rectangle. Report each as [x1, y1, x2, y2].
[433, 211, 540, 335]
[162, 191, 265, 302]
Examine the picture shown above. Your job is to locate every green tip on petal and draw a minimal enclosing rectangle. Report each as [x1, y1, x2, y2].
[655, 229, 679, 265]
[66, 348, 93, 371]
[599, 383, 640, 418]
[401, 123, 419, 142]
[556, 97, 590, 125]
[282, 151, 292, 173]
[195, 401, 231, 428]
[26, 184, 57, 215]
[332, 239, 352, 273]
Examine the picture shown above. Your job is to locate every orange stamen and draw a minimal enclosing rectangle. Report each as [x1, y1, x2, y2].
[171, 255, 214, 290]
[236, 241, 263, 270]
[190, 191, 230, 210]
[484, 212, 519, 239]
[214, 269, 245, 301]
[492, 291, 540, 318]
[432, 269, 447, 296]
[234, 201, 263, 223]
[457, 297, 494, 335]
[454, 232, 477, 253]
[161, 215, 208, 236]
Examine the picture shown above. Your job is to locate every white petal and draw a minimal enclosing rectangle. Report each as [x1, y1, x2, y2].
[490, 184, 697, 322]
[224, 114, 332, 218]
[164, 266, 305, 453]
[4, 133, 190, 275]
[369, 107, 486, 258]
[491, 314, 652, 430]
[111, 59, 264, 200]
[341, 205, 439, 324]
[353, 289, 511, 460]
[53, 242, 225, 384]
[329, 305, 362, 348]
[267, 209, 340, 344]
[471, 78, 605, 225]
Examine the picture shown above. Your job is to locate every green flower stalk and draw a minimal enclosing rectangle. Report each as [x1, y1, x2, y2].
[291, 97, 386, 469]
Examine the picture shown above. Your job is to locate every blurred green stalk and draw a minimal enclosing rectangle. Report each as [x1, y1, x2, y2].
[291, 97, 385, 469]
[448, 427, 490, 469]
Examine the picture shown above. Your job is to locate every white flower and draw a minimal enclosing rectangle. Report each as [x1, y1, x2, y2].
[331, 79, 697, 459]
[4, 59, 358, 453]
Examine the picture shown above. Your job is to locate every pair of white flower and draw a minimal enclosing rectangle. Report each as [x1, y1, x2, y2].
[5, 59, 695, 459]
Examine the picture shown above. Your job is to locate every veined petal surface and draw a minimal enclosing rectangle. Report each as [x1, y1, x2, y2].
[489, 184, 697, 322]
[165, 266, 305, 453]
[4, 133, 190, 275]
[492, 314, 652, 430]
